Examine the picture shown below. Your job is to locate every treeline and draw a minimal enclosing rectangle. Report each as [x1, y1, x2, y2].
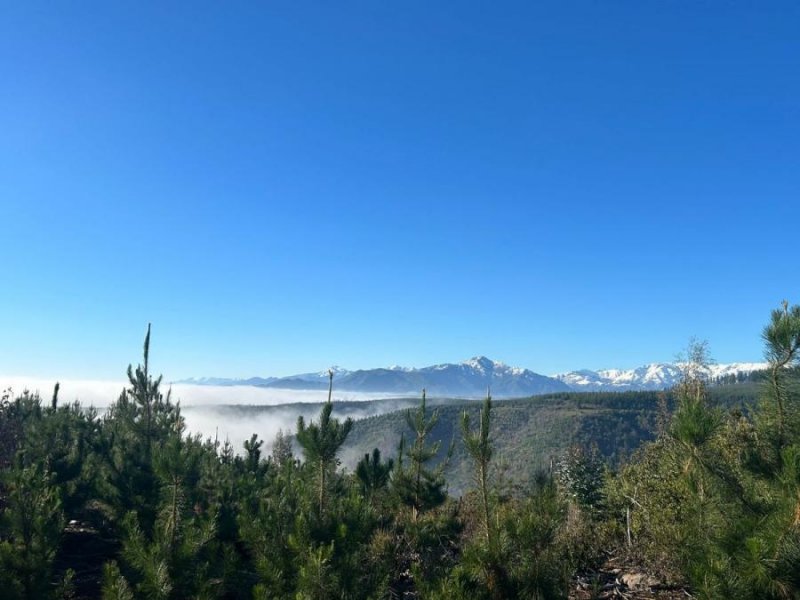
[1, 304, 799, 599]
[712, 365, 800, 386]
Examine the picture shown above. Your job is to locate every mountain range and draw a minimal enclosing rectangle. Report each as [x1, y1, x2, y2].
[555, 361, 767, 392]
[179, 357, 768, 398]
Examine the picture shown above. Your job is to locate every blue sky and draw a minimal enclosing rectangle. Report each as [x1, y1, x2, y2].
[1, 1, 798, 380]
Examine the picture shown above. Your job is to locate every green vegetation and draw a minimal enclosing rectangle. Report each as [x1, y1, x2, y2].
[347, 390, 664, 494]
[1, 303, 798, 599]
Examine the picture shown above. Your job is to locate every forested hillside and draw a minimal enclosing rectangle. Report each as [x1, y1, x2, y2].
[1, 304, 799, 599]
[346, 392, 665, 494]
[199, 385, 760, 495]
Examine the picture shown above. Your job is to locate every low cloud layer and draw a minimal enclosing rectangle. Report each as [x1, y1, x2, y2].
[0, 376, 413, 456]
[0, 377, 400, 408]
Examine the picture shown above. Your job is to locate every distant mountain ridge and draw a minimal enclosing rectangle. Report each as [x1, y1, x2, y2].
[179, 376, 279, 387]
[179, 358, 768, 397]
[555, 362, 768, 392]
[179, 356, 569, 397]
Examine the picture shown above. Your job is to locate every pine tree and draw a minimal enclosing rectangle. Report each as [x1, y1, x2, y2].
[669, 340, 721, 511]
[0, 464, 64, 599]
[557, 444, 605, 515]
[102, 435, 222, 600]
[393, 389, 451, 520]
[461, 391, 493, 544]
[761, 300, 800, 459]
[355, 448, 394, 499]
[99, 324, 183, 532]
[295, 370, 353, 517]
[270, 428, 294, 469]
[459, 391, 514, 600]
[242, 434, 264, 474]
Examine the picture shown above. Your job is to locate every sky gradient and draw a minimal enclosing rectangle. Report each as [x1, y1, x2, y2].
[2, 2, 799, 381]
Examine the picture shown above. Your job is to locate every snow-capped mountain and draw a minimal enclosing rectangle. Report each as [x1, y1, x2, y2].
[555, 362, 768, 392]
[180, 357, 569, 397]
[329, 356, 569, 397]
[180, 359, 768, 397]
[282, 366, 352, 383]
[250, 366, 353, 390]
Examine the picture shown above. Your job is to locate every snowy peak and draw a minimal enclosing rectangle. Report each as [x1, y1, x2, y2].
[705, 362, 769, 379]
[332, 356, 569, 397]
[288, 366, 352, 383]
[463, 356, 496, 372]
[181, 357, 569, 397]
[460, 356, 528, 378]
[556, 362, 768, 392]
[181, 359, 769, 397]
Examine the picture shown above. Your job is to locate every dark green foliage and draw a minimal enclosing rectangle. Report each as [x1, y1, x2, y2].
[238, 457, 302, 598]
[455, 391, 511, 600]
[0, 463, 65, 599]
[393, 389, 451, 517]
[461, 392, 494, 543]
[102, 438, 222, 599]
[432, 474, 575, 600]
[355, 448, 393, 497]
[24, 399, 101, 520]
[448, 394, 587, 600]
[91, 328, 236, 599]
[99, 325, 183, 534]
[295, 371, 354, 517]
[0, 388, 104, 598]
[759, 301, 800, 462]
[5, 304, 800, 599]
[557, 444, 605, 514]
[609, 306, 800, 599]
[347, 390, 664, 494]
[242, 433, 265, 474]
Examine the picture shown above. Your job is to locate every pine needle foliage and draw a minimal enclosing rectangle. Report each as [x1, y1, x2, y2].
[393, 389, 451, 518]
[355, 448, 393, 498]
[100, 324, 183, 533]
[295, 370, 354, 517]
[610, 305, 800, 598]
[7, 306, 800, 599]
[761, 301, 800, 461]
[0, 464, 64, 600]
[461, 391, 494, 544]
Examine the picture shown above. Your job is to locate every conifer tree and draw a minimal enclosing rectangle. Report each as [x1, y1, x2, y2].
[242, 434, 264, 474]
[669, 340, 720, 506]
[393, 389, 451, 520]
[270, 428, 294, 469]
[295, 370, 353, 517]
[0, 464, 64, 599]
[355, 448, 394, 499]
[461, 391, 493, 544]
[557, 444, 605, 515]
[99, 329, 231, 599]
[610, 308, 800, 598]
[100, 325, 182, 532]
[459, 391, 516, 600]
[761, 300, 800, 459]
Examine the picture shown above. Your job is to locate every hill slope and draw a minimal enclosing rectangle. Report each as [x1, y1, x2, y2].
[343, 384, 762, 494]
[185, 383, 763, 496]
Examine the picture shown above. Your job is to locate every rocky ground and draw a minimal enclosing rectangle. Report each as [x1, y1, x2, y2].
[570, 558, 692, 600]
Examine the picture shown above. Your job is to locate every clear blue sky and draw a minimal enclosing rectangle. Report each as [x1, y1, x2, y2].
[1, 1, 798, 380]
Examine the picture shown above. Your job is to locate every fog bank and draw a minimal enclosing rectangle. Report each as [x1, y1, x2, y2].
[0, 376, 417, 455]
[0, 376, 400, 408]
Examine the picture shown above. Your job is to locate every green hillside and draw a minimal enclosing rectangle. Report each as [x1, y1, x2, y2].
[343, 385, 762, 494]
[2, 306, 797, 599]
